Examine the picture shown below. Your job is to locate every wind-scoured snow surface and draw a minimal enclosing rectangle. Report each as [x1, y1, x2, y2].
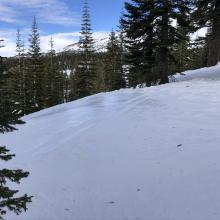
[2, 64, 220, 220]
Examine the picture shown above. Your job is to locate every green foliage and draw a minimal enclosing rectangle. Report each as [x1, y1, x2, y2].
[74, 0, 97, 99]
[121, 0, 194, 87]
[0, 147, 32, 219]
[194, 0, 220, 66]
[0, 58, 24, 132]
[26, 17, 45, 113]
[0, 43, 32, 219]
[121, 0, 157, 87]
[104, 30, 126, 91]
[44, 38, 64, 107]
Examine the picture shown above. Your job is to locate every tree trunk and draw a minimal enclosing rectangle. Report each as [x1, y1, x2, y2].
[159, 2, 169, 84]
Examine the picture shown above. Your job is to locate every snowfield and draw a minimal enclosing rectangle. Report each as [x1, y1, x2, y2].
[1, 64, 220, 220]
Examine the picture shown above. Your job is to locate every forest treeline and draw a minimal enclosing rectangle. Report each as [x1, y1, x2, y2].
[1, 0, 220, 117]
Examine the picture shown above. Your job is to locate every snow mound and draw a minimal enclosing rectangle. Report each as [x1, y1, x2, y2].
[170, 62, 220, 82]
[1, 66, 220, 220]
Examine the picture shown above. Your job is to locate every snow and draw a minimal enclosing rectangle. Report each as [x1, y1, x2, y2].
[1, 64, 220, 220]
[171, 62, 220, 82]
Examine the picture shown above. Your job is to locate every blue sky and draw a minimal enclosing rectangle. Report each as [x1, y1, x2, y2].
[0, 0, 126, 56]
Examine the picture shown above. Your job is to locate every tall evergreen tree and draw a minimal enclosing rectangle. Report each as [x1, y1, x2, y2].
[26, 17, 45, 113]
[195, 0, 220, 66]
[104, 30, 126, 91]
[171, 27, 190, 73]
[74, 0, 96, 99]
[155, 0, 194, 83]
[121, 0, 193, 87]
[68, 69, 76, 101]
[121, 0, 157, 87]
[44, 37, 64, 107]
[0, 41, 32, 220]
[11, 29, 26, 115]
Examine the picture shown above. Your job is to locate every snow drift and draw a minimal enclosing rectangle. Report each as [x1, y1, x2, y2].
[1, 64, 220, 220]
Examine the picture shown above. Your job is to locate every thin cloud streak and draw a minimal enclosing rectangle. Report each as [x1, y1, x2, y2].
[0, 0, 79, 26]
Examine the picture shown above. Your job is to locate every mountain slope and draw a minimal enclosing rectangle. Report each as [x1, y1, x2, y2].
[1, 65, 220, 220]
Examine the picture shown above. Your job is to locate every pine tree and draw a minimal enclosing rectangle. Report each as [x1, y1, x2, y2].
[104, 30, 126, 91]
[121, 0, 157, 87]
[10, 29, 27, 115]
[171, 27, 190, 73]
[94, 53, 106, 93]
[45, 37, 64, 107]
[74, 0, 96, 99]
[155, 0, 193, 83]
[63, 71, 70, 102]
[195, 0, 220, 66]
[121, 0, 193, 87]
[0, 41, 32, 220]
[68, 70, 76, 101]
[26, 17, 45, 113]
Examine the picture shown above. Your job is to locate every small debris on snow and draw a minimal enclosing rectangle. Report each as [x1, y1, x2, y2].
[107, 201, 115, 204]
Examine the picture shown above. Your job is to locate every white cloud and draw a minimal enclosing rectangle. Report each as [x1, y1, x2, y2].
[0, 0, 79, 26]
[41, 31, 110, 52]
[41, 32, 80, 52]
[0, 1, 111, 57]
[0, 38, 16, 57]
[0, 30, 110, 57]
[0, 29, 17, 57]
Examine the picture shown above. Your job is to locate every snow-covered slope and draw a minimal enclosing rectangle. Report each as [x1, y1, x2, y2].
[171, 62, 220, 82]
[1, 65, 220, 220]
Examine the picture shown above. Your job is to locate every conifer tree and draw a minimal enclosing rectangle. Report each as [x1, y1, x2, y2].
[194, 0, 220, 66]
[27, 17, 45, 113]
[45, 37, 64, 107]
[68, 70, 76, 101]
[74, 0, 96, 99]
[0, 41, 32, 220]
[121, 0, 193, 87]
[121, 0, 157, 87]
[94, 54, 106, 93]
[104, 30, 126, 91]
[171, 27, 190, 73]
[63, 71, 70, 102]
[155, 0, 193, 83]
[192, 36, 208, 68]
[11, 29, 26, 115]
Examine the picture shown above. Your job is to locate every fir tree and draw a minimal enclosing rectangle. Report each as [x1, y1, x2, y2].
[121, 0, 157, 87]
[74, 0, 96, 99]
[0, 42, 32, 220]
[154, 0, 193, 83]
[11, 29, 27, 115]
[104, 30, 126, 91]
[94, 53, 106, 93]
[171, 27, 190, 73]
[68, 70, 76, 101]
[45, 37, 64, 107]
[121, 0, 193, 87]
[27, 17, 45, 113]
[195, 0, 220, 66]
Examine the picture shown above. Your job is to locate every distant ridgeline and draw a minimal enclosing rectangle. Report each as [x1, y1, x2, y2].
[2, 0, 220, 116]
